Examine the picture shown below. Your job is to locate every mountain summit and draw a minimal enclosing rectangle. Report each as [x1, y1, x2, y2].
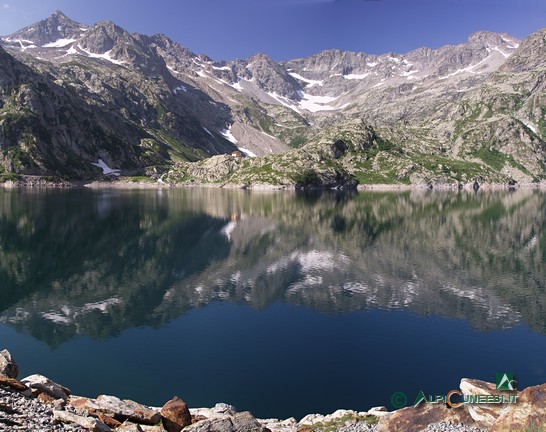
[3, 10, 87, 48]
[0, 12, 544, 186]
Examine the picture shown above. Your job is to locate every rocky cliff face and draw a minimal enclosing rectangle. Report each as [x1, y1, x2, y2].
[1, 11, 545, 183]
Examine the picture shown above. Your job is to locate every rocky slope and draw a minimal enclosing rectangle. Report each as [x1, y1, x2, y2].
[1, 11, 545, 186]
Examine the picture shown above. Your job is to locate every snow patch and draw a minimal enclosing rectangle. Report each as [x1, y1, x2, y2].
[521, 120, 537, 133]
[439, 55, 492, 79]
[297, 91, 344, 112]
[203, 127, 214, 138]
[43, 38, 76, 48]
[220, 127, 238, 144]
[491, 45, 510, 58]
[366, 61, 378, 67]
[238, 147, 257, 157]
[212, 65, 231, 71]
[401, 69, 419, 77]
[266, 92, 301, 113]
[78, 45, 125, 65]
[173, 85, 187, 94]
[288, 72, 323, 87]
[229, 81, 243, 91]
[4, 38, 36, 50]
[91, 159, 121, 176]
[344, 72, 369, 80]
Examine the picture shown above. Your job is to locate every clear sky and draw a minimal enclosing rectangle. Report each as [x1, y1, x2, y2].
[1, 0, 545, 61]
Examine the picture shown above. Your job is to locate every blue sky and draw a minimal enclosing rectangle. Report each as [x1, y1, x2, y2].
[1, 0, 545, 61]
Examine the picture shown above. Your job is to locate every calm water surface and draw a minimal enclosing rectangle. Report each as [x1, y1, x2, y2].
[0, 187, 545, 419]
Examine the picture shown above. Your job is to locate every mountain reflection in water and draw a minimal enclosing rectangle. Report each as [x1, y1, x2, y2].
[0, 187, 544, 347]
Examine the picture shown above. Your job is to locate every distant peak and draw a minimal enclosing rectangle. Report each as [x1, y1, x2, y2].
[49, 10, 71, 21]
[468, 30, 518, 45]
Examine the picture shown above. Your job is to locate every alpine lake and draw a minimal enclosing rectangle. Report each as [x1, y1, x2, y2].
[0, 186, 545, 420]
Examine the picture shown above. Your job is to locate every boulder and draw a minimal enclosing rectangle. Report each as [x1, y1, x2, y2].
[213, 402, 236, 415]
[232, 412, 268, 432]
[21, 374, 71, 400]
[69, 396, 91, 413]
[460, 378, 516, 427]
[84, 395, 161, 425]
[258, 417, 297, 432]
[367, 406, 389, 418]
[116, 423, 144, 432]
[491, 383, 546, 432]
[298, 413, 325, 426]
[183, 415, 234, 432]
[376, 402, 476, 432]
[183, 411, 268, 432]
[53, 410, 111, 432]
[160, 396, 192, 432]
[0, 349, 19, 378]
[37, 392, 67, 407]
[0, 375, 28, 391]
[97, 412, 123, 429]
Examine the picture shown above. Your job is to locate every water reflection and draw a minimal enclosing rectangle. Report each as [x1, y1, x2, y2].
[0, 187, 545, 347]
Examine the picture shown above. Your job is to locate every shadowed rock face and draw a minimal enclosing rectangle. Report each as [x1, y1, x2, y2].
[0, 188, 545, 346]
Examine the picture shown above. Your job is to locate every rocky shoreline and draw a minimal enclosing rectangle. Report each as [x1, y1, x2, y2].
[2, 174, 546, 192]
[1, 350, 545, 432]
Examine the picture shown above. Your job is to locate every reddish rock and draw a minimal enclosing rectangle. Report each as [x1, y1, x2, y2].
[97, 413, 123, 429]
[160, 396, 192, 432]
[376, 402, 477, 432]
[491, 383, 546, 432]
[85, 395, 160, 425]
[0, 375, 28, 391]
[191, 414, 207, 424]
[70, 396, 91, 411]
[37, 392, 66, 407]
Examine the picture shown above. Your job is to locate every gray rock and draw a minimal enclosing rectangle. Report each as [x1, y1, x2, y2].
[21, 374, 71, 401]
[185, 411, 268, 432]
[0, 350, 19, 379]
[212, 403, 236, 415]
[53, 410, 111, 432]
[116, 422, 144, 432]
[183, 415, 234, 432]
[459, 378, 515, 427]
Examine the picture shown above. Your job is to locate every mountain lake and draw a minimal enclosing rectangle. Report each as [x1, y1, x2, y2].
[0, 187, 545, 419]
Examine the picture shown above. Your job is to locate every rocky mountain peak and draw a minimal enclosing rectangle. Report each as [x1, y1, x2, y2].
[245, 53, 301, 98]
[467, 30, 517, 46]
[79, 20, 130, 54]
[2, 10, 87, 47]
[500, 28, 545, 72]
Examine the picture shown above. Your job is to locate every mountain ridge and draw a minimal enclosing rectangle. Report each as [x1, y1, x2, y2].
[1, 11, 545, 186]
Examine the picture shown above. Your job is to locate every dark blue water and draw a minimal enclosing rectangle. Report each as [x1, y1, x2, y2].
[0, 187, 545, 419]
